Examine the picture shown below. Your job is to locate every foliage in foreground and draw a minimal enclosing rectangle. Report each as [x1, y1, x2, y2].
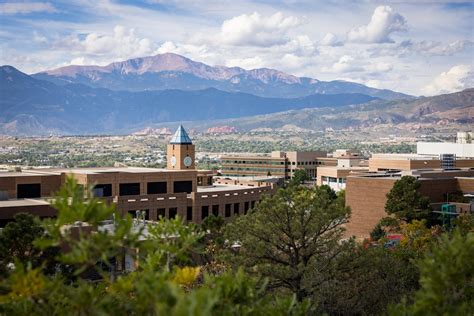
[0, 178, 473, 315]
[0, 178, 307, 315]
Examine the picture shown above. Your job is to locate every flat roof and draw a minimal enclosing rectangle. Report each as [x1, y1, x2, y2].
[0, 199, 50, 208]
[197, 184, 260, 193]
[0, 167, 199, 177]
[0, 171, 61, 177]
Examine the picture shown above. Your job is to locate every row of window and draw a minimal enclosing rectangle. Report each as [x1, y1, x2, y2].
[129, 201, 257, 222]
[321, 176, 346, 184]
[223, 160, 325, 167]
[222, 167, 285, 173]
[222, 160, 284, 165]
[93, 181, 193, 197]
[201, 201, 256, 219]
[14, 181, 195, 200]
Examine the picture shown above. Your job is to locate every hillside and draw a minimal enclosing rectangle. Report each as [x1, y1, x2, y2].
[32, 53, 411, 100]
[141, 89, 474, 133]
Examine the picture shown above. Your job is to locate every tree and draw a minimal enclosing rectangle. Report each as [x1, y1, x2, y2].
[385, 176, 431, 223]
[390, 230, 474, 315]
[225, 185, 350, 301]
[0, 213, 53, 276]
[370, 216, 400, 241]
[316, 244, 420, 315]
[289, 169, 309, 186]
[0, 178, 307, 315]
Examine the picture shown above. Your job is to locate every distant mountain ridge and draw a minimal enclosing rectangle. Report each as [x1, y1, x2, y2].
[32, 53, 411, 100]
[156, 88, 473, 133]
[0, 65, 380, 135]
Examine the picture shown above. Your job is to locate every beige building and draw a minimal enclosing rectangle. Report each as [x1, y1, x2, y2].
[0, 126, 275, 226]
[221, 150, 328, 180]
[315, 150, 368, 191]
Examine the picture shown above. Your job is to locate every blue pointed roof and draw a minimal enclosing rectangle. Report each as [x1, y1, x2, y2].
[170, 125, 192, 144]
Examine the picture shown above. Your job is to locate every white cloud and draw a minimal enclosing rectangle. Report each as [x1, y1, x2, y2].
[218, 12, 300, 47]
[423, 65, 473, 96]
[347, 6, 407, 43]
[322, 55, 364, 74]
[0, 2, 57, 15]
[320, 33, 343, 47]
[52, 26, 154, 65]
[366, 62, 393, 73]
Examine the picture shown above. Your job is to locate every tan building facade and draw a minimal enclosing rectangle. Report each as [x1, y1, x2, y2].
[221, 150, 328, 180]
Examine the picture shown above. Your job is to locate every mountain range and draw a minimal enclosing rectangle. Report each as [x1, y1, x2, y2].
[0, 53, 471, 136]
[32, 53, 410, 100]
[0, 65, 380, 135]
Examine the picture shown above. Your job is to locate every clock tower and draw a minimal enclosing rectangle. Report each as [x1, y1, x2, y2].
[167, 125, 195, 170]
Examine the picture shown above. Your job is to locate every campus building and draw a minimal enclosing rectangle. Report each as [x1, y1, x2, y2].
[316, 150, 368, 191]
[221, 150, 329, 180]
[368, 153, 474, 172]
[0, 126, 275, 227]
[345, 168, 474, 239]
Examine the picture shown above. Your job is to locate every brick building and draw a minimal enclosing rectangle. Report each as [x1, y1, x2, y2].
[345, 169, 474, 239]
[0, 126, 275, 226]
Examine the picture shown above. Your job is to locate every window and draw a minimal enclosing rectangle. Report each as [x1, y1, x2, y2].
[157, 208, 166, 219]
[169, 207, 177, 219]
[234, 203, 240, 215]
[119, 183, 140, 196]
[244, 201, 250, 214]
[147, 182, 167, 194]
[212, 205, 219, 216]
[17, 183, 41, 199]
[174, 181, 193, 193]
[251, 201, 255, 209]
[202, 206, 209, 220]
[93, 184, 112, 197]
[187, 207, 193, 221]
[225, 204, 232, 217]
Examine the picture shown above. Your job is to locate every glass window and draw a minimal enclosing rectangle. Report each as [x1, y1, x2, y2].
[187, 207, 193, 221]
[174, 181, 192, 193]
[169, 207, 177, 219]
[17, 183, 41, 199]
[93, 184, 112, 197]
[201, 206, 209, 220]
[119, 183, 140, 196]
[212, 205, 219, 216]
[147, 182, 167, 194]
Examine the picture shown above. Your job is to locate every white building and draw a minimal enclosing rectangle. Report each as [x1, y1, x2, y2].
[417, 142, 474, 158]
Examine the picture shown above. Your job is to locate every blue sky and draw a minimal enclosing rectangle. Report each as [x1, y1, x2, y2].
[0, 0, 473, 95]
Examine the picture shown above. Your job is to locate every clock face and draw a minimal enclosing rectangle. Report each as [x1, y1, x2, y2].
[170, 156, 177, 167]
[183, 156, 193, 167]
